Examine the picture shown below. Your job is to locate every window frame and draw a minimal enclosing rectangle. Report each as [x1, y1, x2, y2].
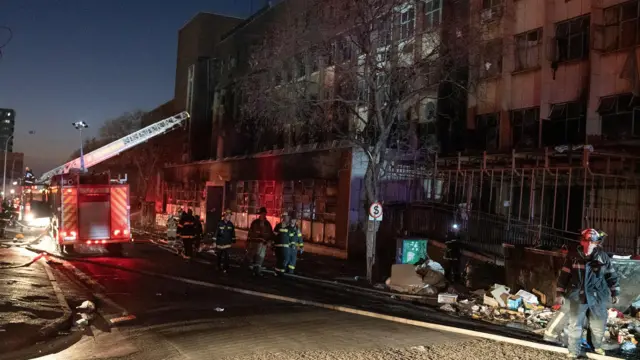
[603, 0, 640, 51]
[597, 93, 640, 139]
[399, 5, 416, 40]
[510, 107, 540, 148]
[554, 15, 590, 62]
[514, 28, 542, 71]
[423, 0, 442, 29]
[544, 101, 585, 145]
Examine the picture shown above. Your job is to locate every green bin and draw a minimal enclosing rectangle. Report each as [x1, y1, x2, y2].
[395, 238, 428, 264]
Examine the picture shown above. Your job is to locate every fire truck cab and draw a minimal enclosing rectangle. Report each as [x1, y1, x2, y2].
[49, 171, 131, 255]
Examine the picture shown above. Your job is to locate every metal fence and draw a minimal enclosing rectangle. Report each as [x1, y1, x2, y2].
[380, 149, 640, 255]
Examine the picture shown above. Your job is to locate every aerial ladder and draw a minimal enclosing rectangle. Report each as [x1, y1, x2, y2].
[37, 111, 190, 183]
[22, 111, 190, 227]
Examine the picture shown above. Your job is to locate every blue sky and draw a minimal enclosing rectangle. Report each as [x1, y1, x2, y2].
[0, 0, 257, 173]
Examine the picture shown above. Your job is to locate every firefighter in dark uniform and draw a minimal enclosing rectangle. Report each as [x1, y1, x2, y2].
[193, 215, 203, 255]
[215, 209, 236, 273]
[287, 212, 303, 274]
[272, 212, 291, 275]
[177, 208, 196, 259]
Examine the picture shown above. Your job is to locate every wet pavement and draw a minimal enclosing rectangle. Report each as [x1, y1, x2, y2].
[0, 242, 66, 353]
[1, 236, 607, 359]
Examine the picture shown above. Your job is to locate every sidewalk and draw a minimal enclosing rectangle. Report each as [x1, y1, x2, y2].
[0, 247, 71, 353]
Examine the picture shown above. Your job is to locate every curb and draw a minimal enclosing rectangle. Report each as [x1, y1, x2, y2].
[39, 259, 73, 336]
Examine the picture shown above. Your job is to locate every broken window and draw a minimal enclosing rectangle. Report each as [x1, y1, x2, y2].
[543, 101, 585, 146]
[598, 93, 640, 140]
[480, 39, 503, 78]
[514, 28, 542, 71]
[510, 107, 540, 148]
[554, 15, 590, 62]
[603, 0, 639, 51]
[475, 113, 500, 150]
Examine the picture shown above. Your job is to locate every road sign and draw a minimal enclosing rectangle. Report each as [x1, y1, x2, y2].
[368, 202, 383, 221]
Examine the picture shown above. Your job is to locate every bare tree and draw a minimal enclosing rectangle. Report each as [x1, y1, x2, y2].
[239, 0, 485, 281]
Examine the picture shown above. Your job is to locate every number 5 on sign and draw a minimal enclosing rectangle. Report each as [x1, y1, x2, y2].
[368, 202, 383, 221]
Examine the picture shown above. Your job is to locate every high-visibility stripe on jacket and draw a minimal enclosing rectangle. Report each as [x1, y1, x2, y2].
[215, 220, 236, 247]
[288, 225, 303, 248]
[273, 223, 290, 246]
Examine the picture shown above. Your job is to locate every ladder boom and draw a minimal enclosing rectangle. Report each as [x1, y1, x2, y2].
[38, 111, 190, 183]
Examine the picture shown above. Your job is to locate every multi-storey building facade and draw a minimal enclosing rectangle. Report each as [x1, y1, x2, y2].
[156, 0, 640, 259]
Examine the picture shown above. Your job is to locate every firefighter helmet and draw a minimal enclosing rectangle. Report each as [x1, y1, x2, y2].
[581, 228, 603, 242]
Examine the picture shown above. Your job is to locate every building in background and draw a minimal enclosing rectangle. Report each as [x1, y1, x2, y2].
[0, 151, 24, 193]
[0, 109, 15, 152]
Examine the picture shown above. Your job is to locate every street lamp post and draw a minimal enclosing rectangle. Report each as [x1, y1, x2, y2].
[72, 121, 89, 171]
[2, 135, 13, 199]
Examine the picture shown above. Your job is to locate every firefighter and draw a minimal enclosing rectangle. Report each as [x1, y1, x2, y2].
[193, 215, 203, 255]
[215, 209, 236, 273]
[286, 212, 303, 274]
[272, 212, 291, 275]
[555, 228, 620, 359]
[247, 207, 273, 276]
[24, 167, 35, 186]
[177, 208, 196, 259]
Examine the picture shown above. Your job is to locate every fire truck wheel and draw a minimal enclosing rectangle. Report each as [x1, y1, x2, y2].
[106, 243, 123, 257]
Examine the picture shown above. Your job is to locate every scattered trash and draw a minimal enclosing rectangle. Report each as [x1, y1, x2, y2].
[76, 300, 95, 313]
[621, 341, 637, 352]
[440, 304, 456, 313]
[215, 307, 225, 312]
[438, 293, 458, 304]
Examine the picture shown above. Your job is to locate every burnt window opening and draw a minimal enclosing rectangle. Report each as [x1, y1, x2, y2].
[510, 107, 540, 148]
[603, 0, 640, 51]
[514, 28, 542, 71]
[475, 113, 500, 150]
[543, 101, 585, 146]
[598, 93, 640, 140]
[554, 15, 590, 62]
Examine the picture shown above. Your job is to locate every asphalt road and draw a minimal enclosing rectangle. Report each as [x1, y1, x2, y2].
[20, 239, 571, 360]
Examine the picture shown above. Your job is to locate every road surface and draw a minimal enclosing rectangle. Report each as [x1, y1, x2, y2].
[21, 239, 571, 360]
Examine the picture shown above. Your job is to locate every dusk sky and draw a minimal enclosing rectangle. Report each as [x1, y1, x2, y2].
[0, 0, 258, 174]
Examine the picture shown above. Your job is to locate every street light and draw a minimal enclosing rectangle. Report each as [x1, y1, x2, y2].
[72, 121, 89, 171]
[2, 135, 13, 199]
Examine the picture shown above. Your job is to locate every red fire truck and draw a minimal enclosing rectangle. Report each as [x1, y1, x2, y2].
[49, 171, 131, 255]
[22, 111, 190, 256]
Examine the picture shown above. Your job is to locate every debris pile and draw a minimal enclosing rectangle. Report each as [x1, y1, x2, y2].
[434, 284, 555, 332]
[384, 259, 447, 296]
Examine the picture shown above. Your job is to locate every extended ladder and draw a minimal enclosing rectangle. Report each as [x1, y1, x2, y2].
[37, 111, 190, 183]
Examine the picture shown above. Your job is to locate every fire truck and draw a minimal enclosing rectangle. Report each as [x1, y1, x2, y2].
[25, 111, 189, 255]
